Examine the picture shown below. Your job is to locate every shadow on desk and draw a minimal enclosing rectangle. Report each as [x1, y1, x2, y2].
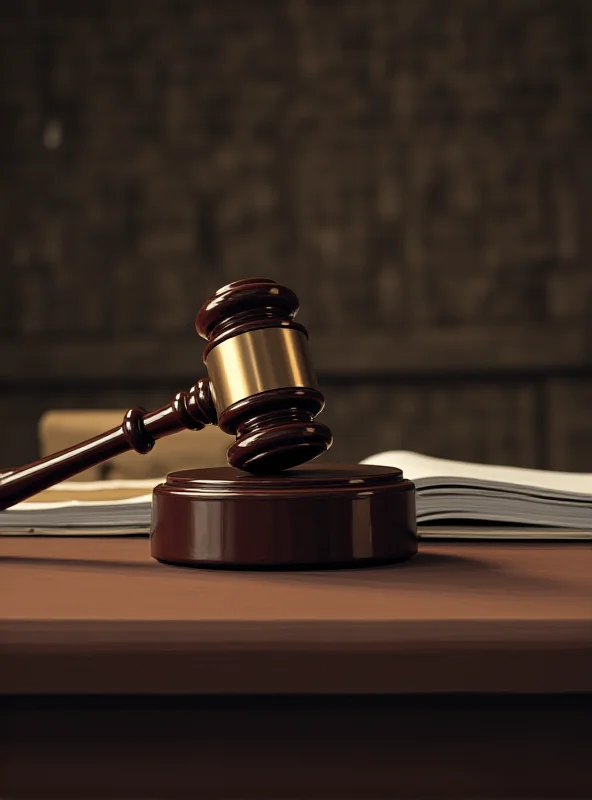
[0, 542, 571, 595]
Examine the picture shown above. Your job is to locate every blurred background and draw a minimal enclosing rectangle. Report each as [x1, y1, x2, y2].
[1, 0, 591, 472]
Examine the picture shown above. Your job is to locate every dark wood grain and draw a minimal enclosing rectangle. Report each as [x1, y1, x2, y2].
[1, 538, 591, 695]
[1, 1, 590, 336]
[2, 326, 591, 380]
[547, 378, 592, 471]
[1, 0, 591, 472]
[321, 380, 540, 467]
[2, 534, 591, 797]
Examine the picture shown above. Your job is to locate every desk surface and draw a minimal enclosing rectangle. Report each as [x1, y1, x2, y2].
[1, 537, 591, 694]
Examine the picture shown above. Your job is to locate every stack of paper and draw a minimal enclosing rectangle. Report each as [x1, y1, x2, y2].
[1, 452, 591, 539]
[361, 451, 592, 538]
[0, 479, 157, 534]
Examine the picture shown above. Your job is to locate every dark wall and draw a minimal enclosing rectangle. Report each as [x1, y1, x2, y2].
[1, 0, 591, 470]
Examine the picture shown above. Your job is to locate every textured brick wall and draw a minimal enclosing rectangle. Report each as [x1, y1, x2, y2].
[1, 0, 591, 469]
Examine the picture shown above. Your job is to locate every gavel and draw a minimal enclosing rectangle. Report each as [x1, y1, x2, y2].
[0, 278, 333, 511]
[1, 276, 417, 568]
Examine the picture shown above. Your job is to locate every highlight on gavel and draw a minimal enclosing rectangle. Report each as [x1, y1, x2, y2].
[0, 278, 333, 511]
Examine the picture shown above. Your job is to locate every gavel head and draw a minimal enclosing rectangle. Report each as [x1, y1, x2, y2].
[195, 278, 333, 473]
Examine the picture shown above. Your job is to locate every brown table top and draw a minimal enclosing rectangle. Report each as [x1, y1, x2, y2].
[1, 536, 591, 694]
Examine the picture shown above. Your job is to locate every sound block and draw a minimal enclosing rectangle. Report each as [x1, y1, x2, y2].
[151, 463, 417, 569]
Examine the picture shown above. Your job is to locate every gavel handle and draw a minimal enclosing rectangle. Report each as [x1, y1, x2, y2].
[0, 380, 218, 511]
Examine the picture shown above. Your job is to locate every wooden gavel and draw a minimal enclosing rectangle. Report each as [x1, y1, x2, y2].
[0, 278, 333, 511]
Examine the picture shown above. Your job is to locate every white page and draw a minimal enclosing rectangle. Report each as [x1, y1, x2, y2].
[0, 476, 161, 512]
[9, 494, 153, 511]
[361, 450, 592, 495]
[38, 478, 163, 492]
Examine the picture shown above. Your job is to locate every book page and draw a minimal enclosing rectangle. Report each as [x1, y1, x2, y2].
[361, 451, 592, 495]
[0, 477, 160, 511]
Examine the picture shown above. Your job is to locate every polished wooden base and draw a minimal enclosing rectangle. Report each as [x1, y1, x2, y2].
[150, 463, 417, 569]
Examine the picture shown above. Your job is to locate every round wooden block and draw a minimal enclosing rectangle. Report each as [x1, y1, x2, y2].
[150, 463, 417, 569]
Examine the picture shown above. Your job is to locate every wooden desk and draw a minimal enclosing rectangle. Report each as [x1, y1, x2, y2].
[1, 537, 591, 798]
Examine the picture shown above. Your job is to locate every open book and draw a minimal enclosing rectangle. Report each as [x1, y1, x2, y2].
[0, 479, 156, 535]
[1, 452, 591, 538]
[362, 451, 592, 538]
